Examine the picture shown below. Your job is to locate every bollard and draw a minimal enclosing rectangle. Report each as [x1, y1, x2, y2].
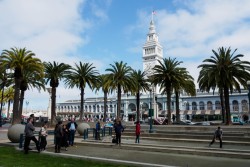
[19, 134, 24, 149]
[83, 129, 87, 140]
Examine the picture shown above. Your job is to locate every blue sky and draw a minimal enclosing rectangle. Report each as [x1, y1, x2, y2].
[0, 0, 250, 111]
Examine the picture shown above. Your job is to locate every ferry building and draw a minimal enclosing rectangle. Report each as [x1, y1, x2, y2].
[55, 17, 250, 123]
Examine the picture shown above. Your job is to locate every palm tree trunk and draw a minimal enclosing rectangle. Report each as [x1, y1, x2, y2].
[219, 88, 225, 123]
[103, 91, 108, 122]
[136, 92, 140, 122]
[167, 87, 172, 125]
[12, 77, 21, 125]
[7, 100, 11, 119]
[175, 91, 180, 122]
[18, 90, 25, 116]
[117, 84, 121, 119]
[80, 88, 84, 121]
[51, 87, 56, 125]
[224, 87, 231, 125]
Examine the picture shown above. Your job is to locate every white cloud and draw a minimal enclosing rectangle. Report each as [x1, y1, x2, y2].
[132, 0, 250, 88]
[0, 0, 88, 62]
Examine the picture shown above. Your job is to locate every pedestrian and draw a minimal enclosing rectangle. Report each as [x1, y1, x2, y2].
[61, 124, 69, 151]
[114, 119, 124, 145]
[172, 114, 176, 122]
[24, 117, 40, 154]
[95, 121, 101, 140]
[30, 114, 35, 125]
[209, 126, 223, 148]
[54, 121, 63, 153]
[135, 121, 141, 143]
[67, 118, 78, 146]
[39, 121, 48, 151]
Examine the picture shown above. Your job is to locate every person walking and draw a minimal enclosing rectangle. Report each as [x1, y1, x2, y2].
[24, 117, 40, 154]
[39, 121, 48, 151]
[67, 118, 78, 146]
[54, 121, 63, 153]
[114, 119, 124, 145]
[135, 121, 141, 143]
[209, 126, 223, 148]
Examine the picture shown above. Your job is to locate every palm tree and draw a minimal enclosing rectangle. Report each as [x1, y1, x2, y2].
[198, 47, 250, 125]
[152, 57, 187, 125]
[19, 70, 45, 115]
[1, 47, 43, 124]
[105, 61, 133, 119]
[95, 74, 111, 122]
[198, 68, 226, 123]
[130, 70, 150, 122]
[44, 61, 71, 124]
[172, 71, 195, 122]
[4, 87, 14, 119]
[65, 62, 99, 121]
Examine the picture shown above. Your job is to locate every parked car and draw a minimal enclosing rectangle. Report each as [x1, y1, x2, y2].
[172, 121, 188, 125]
[184, 120, 196, 125]
[104, 122, 114, 128]
[194, 121, 210, 126]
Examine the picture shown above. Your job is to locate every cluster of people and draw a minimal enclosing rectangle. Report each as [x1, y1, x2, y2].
[54, 118, 78, 153]
[23, 114, 78, 154]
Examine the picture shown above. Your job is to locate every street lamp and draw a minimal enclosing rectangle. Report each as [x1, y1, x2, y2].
[149, 88, 154, 133]
[247, 81, 250, 121]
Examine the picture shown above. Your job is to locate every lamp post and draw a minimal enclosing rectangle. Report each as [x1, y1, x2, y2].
[149, 88, 153, 133]
[26, 101, 29, 115]
[247, 81, 250, 121]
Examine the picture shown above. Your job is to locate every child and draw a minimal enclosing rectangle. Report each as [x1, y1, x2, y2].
[40, 122, 48, 151]
[135, 121, 141, 143]
[62, 124, 69, 151]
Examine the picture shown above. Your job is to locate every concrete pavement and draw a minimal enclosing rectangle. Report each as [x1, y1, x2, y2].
[1, 124, 250, 167]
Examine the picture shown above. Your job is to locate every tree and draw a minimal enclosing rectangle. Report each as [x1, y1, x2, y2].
[65, 62, 99, 121]
[171, 70, 195, 122]
[105, 61, 133, 119]
[130, 70, 150, 122]
[19, 70, 45, 115]
[1, 47, 43, 124]
[44, 61, 71, 124]
[95, 74, 111, 122]
[152, 57, 188, 125]
[4, 87, 14, 119]
[198, 47, 250, 125]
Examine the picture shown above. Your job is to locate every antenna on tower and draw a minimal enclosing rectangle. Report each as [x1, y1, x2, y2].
[152, 10, 156, 22]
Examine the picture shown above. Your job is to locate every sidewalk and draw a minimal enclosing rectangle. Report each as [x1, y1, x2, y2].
[1, 126, 250, 167]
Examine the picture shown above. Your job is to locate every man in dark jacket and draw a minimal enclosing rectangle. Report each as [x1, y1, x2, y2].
[24, 117, 40, 154]
[54, 121, 63, 153]
[114, 120, 124, 145]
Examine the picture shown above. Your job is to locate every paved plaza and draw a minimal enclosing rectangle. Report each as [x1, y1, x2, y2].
[1, 124, 250, 167]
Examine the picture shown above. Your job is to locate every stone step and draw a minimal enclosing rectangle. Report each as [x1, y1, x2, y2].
[75, 140, 250, 159]
[119, 132, 250, 142]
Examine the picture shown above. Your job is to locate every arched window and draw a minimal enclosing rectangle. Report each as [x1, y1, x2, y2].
[199, 101, 205, 110]
[192, 102, 197, 110]
[215, 101, 221, 110]
[207, 101, 213, 110]
[232, 100, 239, 111]
[242, 100, 248, 112]
[185, 102, 190, 110]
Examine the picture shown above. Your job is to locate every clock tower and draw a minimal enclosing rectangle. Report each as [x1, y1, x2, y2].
[142, 18, 163, 78]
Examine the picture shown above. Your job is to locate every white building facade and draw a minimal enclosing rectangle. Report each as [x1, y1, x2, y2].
[55, 18, 250, 123]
